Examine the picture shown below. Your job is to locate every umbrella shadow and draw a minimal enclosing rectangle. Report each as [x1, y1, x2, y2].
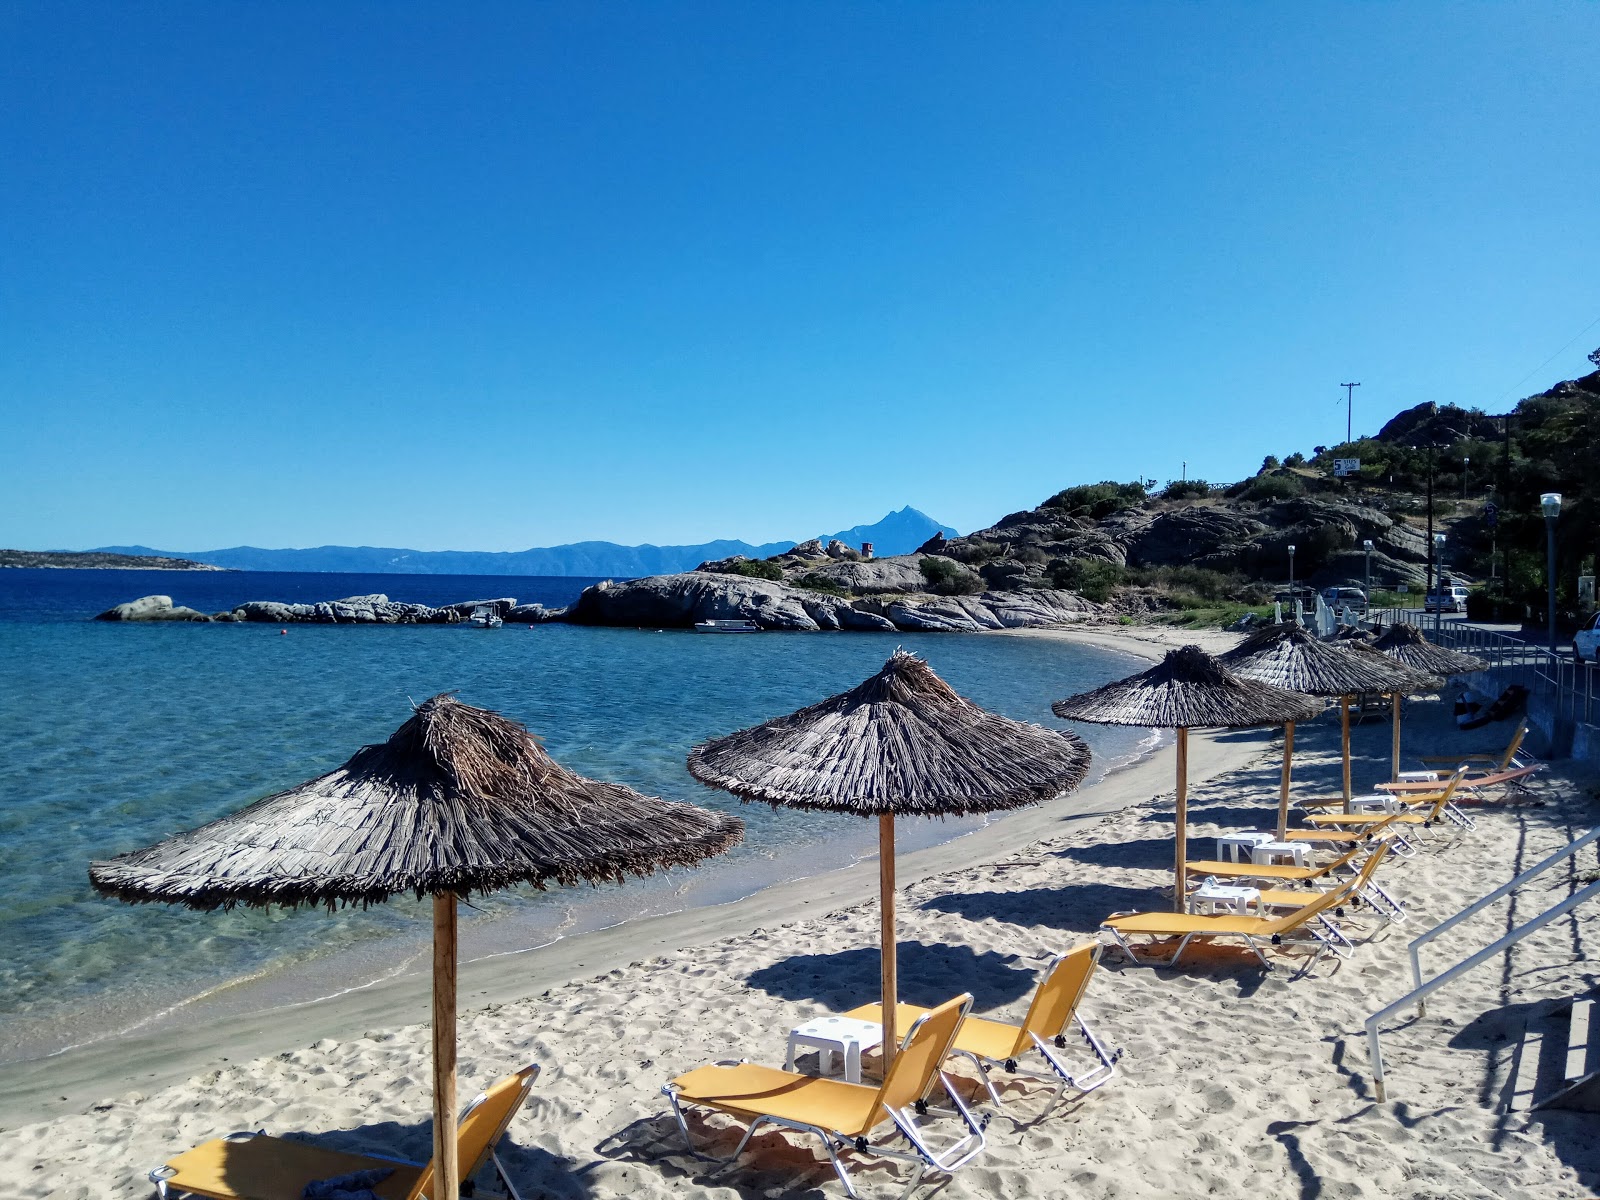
[745, 941, 1036, 1010]
[1051, 837, 1174, 871]
[599, 1110, 891, 1200]
[258, 1115, 597, 1200]
[920, 882, 1159, 934]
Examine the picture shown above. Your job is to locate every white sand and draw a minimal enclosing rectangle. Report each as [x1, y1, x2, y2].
[5, 624, 1599, 1200]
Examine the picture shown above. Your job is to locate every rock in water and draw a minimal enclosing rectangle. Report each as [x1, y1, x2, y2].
[94, 595, 212, 622]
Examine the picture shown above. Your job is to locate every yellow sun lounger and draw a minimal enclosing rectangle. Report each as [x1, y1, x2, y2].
[1299, 769, 1469, 834]
[1239, 841, 1406, 924]
[664, 995, 986, 1200]
[1417, 720, 1529, 771]
[151, 1064, 539, 1200]
[1101, 870, 1371, 969]
[843, 942, 1118, 1113]
[1186, 841, 1368, 885]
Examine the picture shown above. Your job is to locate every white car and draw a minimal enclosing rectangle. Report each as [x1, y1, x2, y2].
[1575, 613, 1600, 663]
[1423, 587, 1470, 614]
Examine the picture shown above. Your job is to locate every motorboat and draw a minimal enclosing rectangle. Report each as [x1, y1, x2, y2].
[470, 603, 503, 628]
[693, 618, 760, 633]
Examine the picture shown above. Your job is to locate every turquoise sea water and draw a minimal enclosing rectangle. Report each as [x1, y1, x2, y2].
[0, 569, 1153, 1063]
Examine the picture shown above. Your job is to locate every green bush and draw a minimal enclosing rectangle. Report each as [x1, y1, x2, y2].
[1131, 565, 1240, 602]
[941, 538, 1006, 565]
[1042, 480, 1148, 520]
[1244, 473, 1305, 501]
[1162, 479, 1213, 500]
[919, 556, 986, 596]
[792, 572, 849, 597]
[720, 559, 783, 581]
[1047, 557, 1126, 602]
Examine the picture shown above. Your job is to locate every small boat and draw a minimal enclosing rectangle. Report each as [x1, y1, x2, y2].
[693, 618, 761, 634]
[470, 604, 503, 628]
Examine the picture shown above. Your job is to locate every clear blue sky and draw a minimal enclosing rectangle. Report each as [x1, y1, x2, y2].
[3, 3, 1597, 552]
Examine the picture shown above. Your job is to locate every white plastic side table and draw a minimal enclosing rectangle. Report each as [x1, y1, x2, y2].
[1216, 832, 1276, 863]
[1350, 794, 1402, 814]
[785, 1015, 884, 1084]
[1251, 840, 1311, 867]
[1189, 882, 1261, 915]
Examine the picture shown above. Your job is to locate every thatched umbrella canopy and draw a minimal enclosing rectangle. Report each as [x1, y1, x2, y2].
[91, 694, 743, 1200]
[1053, 645, 1320, 908]
[1373, 622, 1487, 678]
[1343, 638, 1446, 781]
[1220, 624, 1422, 824]
[688, 650, 1091, 1062]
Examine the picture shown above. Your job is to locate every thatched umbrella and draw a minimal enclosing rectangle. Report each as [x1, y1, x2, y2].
[90, 694, 743, 1200]
[1053, 645, 1320, 909]
[1220, 624, 1421, 825]
[1373, 622, 1487, 678]
[687, 651, 1091, 1065]
[1343, 638, 1444, 781]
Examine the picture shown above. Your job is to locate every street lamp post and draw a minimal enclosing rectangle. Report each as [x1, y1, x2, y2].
[1543, 493, 1562, 653]
[1288, 544, 1297, 626]
[1433, 533, 1447, 635]
[1363, 539, 1374, 617]
[1462, 456, 1470, 499]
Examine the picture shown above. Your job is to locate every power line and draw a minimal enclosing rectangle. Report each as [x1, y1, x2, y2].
[1496, 312, 1600, 405]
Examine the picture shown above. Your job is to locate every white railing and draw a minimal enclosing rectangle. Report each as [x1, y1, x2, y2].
[1364, 826, 1600, 1101]
[1365, 610, 1598, 725]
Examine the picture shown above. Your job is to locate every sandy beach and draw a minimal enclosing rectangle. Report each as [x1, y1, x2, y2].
[5, 622, 1599, 1200]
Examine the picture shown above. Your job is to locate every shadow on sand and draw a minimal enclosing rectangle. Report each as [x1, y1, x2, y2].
[745, 940, 1038, 1010]
[920, 882, 1158, 934]
[234, 1112, 596, 1200]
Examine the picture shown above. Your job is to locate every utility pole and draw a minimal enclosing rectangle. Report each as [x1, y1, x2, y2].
[1340, 382, 1361, 444]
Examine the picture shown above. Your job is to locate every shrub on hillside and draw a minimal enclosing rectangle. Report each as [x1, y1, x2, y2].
[1162, 479, 1213, 500]
[919, 556, 986, 596]
[1042, 481, 1148, 520]
[941, 538, 1006, 565]
[1244, 473, 1305, 501]
[792, 572, 849, 597]
[721, 559, 784, 581]
[1047, 557, 1126, 602]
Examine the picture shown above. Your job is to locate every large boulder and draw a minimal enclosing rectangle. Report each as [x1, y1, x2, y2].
[1125, 507, 1267, 568]
[442, 597, 518, 619]
[94, 595, 212, 622]
[566, 573, 829, 631]
[793, 555, 927, 595]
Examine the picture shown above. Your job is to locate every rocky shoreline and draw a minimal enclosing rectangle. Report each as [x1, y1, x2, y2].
[94, 577, 1100, 633]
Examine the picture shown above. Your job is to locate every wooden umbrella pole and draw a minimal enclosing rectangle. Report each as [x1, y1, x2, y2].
[1277, 720, 1295, 840]
[1173, 728, 1189, 912]
[878, 813, 898, 1070]
[432, 894, 460, 1200]
[1341, 697, 1353, 812]
[1391, 692, 1402, 782]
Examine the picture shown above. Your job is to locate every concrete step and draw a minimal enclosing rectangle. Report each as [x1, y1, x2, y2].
[1507, 993, 1600, 1113]
[1538, 996, 1600, 1112]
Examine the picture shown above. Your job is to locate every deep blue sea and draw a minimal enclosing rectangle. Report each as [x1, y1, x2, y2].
[0, 568, 1154, 1063]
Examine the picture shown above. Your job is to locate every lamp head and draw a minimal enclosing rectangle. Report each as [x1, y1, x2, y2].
[1541, 492, 1563, 518]
[1363, 539, 1374, 551]
[1287, 544, 1296, 555]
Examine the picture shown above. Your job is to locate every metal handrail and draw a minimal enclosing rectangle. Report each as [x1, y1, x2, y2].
[1408, 825, 1600, 1009]
[1364, 826, 1600, 1102]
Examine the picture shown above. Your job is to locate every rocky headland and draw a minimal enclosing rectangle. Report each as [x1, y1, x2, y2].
[3, 549, 224, 571]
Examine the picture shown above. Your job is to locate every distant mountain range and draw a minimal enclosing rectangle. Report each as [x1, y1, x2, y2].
[94, 506, 957, 577]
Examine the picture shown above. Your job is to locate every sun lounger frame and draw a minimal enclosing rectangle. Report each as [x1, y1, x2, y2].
[149, 1064, 539, 1200]
[663, 1003, 987, 1200]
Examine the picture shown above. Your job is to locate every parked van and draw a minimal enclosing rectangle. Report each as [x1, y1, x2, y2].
[1424, 586, 1471, 614]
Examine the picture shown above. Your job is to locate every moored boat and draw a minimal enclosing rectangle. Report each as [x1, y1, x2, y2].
[693, 618, 760, 633]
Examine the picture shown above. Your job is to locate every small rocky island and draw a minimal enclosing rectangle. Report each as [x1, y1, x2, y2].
[3, 549, 224, 570]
